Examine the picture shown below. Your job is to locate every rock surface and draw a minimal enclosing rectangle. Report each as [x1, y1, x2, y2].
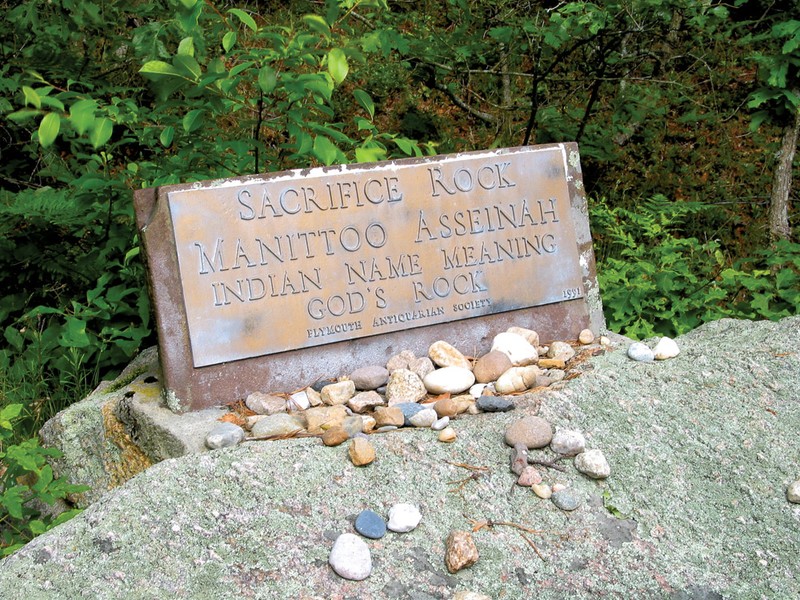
[7, 317, 800, 599]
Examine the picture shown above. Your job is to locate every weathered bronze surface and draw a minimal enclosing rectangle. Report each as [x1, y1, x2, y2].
[134, 143, 604, 411]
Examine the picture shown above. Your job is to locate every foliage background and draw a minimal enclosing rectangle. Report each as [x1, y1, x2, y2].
[0, 0, 797, 549]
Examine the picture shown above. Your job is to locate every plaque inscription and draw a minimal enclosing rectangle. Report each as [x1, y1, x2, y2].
[167, 146, 585, 367]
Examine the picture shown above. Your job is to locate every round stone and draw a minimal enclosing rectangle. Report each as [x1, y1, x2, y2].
[578, 329, 595, 344]
[491, 332, 538, 366]
[550, 429, 586, 456]
[347, 391, 385, 414]
[329, 533, 372, 580]
[408, 407, 438, 428]
[387, 504, 422, 532]
[321, 380, 356, 406]
[385, 369, 427, 405]
[469, 383, 487, 399]
[495, 366, 540, 394]
[473, 351, 513, 383]
[245, 392, 286, 415]
[349, 365, 390, 390]
[787, 480, 800, 504]
[574, 449, 611, 479]
[423, 367, 475, 395]
[444, 530, 479, 574]
[532, 483, 552, 499]
[205, 422, 245, 449]
[250, 413, 306, 438]
[428, 340, 471, 369]
[551, 489, 581, 511]
[627, 342, 655, 362]
[431, 416, 450, 431]
[476, 396, 514, 413]
[653, 336, 680, 360]
[504, 416, 553, 449]
[354, 509, 386, 539]
[517, 466, 542, 486]
[321, 426, 349, 447]
[547, 341, 575, 362]
[438, 426, 457, 443]
[348, 438, 376, 466]
[373, 406, 405, 428]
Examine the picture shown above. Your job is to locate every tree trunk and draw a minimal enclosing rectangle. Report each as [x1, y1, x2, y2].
[769, 101, 800, 241]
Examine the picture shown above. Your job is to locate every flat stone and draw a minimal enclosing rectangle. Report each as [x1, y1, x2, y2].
[550, 429, 586, 456]
[438, 426, 457, 443]
[385, 369, 427, 405]
[250, 413, 306, 438]
[329, 533, 372, 580]
[349, 365, 390, 390]
[373, 406, 405, 428]
[348, 438, 376, 466]
[305, 405, 348, 434]
[354, 509, 386, 539]
[428, 340, 471, 369]
[408, 407, 437, 428]
[495, 366, 540, 394]
[205, 422, 245, 449]
[627, 342, 655, 362]
[653, 336, 680, 360]
[444, 530, 479, 574]
[579, 328, 595, 344]
[321, 380, 356, 406]
[387, 504, 422, 533]
[245, 392, 286, 415]
[787, 480, 800, 504]
[347, 391, 385, 414]
[517, 466, 542, 486]
[473, 351, 513, 383]
[574, 449, 611, 479]
[504, 416, 553, 449]
[423, 367, 475, 395]
[547, 341, 575, 362]
[476, 396, 514, 412]
[537, 358, 566, 370]
[551, 489, 581, 511]
[491, 332, 538, 366]
[321, 426, 349, 447]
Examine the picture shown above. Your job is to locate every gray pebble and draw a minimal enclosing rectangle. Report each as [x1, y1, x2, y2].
[476, 396, 514, 412]
[627, 342, 654, 362]
[551, 489, 581, 511]
[205, 422, 245, 449]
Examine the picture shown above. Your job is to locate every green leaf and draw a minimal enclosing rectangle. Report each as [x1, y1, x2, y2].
[59, 317, 90, 348]
[230, 61, 255, 77]
[178, 0, 197, 7]
[183, 109, 203, 133]
[327, 48, 349, 85]
[89, 118, 113, 149]
[160, 126, 175, 147]
[69, 99, 98, 135]
[228, 8, 257, 32]
[302, 14, 331, 38]
[258, 66, 277, 94]
[140, 61, 182, 77]
[0, 404, 23, 422]
[222, 31, 237, 52]
[177, 37, 195, 57]
[22, 86, 41, 109]
[7, 109, 40, 123]
[355, 146, 386, 163]
[173, 55, 202, 80]
[353, 89, 374, 119]
[2, 487, 24, 519]
[38, 113, 60, 147]
[312, 135, 340, 166]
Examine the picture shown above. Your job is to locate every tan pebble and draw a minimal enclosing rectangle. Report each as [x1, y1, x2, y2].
[445, 530, 479, 573]
[373, 406, 405, 427]
[428, 340, 471, 369]
[361, 415, 376, 432]
[466, 404, 480, 415]
[321, 426, 349, 447]
[537, 358, 566, 370]
[599, 335, 611, 346]
[304, 405, 348, 434]
[578, 329, 595, 344]
[532, 483, 552, 499]
[321, 380, 356, 406]
[438, 426, 457, 443]
[472, 350, 513, 383]
[495, 365, 540, 394]
[305, 387, 323, 407]
[551, 483, 566, 493]
[348, 438, 376, 466]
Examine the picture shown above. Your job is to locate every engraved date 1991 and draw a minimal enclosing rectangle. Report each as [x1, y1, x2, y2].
[562, 287, 582, 299]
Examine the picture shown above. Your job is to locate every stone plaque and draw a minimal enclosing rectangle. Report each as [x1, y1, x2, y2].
[134, 143, 604, 411]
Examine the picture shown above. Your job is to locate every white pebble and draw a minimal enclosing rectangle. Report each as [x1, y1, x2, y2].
[491, 332, 538, 365]
[653, 336, 680, 360]
[408, 407, 437, 428]
[627, 342, 654, 362]
[431, 416, 450, 431]
[329, 533, 372, 580]
[574, 449, 611, 479]
[387, 503, 422, 533]
[787, 480, 800, 504]
[423, 366, 475, 394]
[469, 383, 487, 399]
[550, 429, 586, 456]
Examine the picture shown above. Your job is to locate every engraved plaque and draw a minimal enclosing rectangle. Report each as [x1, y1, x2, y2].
[134, 144, 604, 411]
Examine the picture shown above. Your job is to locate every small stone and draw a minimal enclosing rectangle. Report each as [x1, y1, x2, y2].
[311, 378, 336, 392]
[342, 416, 365, 437]
[376, 425, 398, 433]
[466, 403, 480, 415]
[473, 351, 513, 383]
[547, 341, 575, 362]
[444, 530, 479, 574]
[578, 328, 595, 344]
[506, 326, 539, 347]
[354, 509, 387, 539]
[653, 336, 680, 360]
[537, 358, 566, 370]
[599, 335, 611, 346]
[438, 426, 457, 443]
[495, 366, 540, 394]
[409, 357, 435, 380]
[395, 402, 426, 426]
[434, 397, 464, 418]
[551, 483, 566, 493]
[532, 483, 552, 499]
[510, 443, 528, 475]
[373, 406, 405, 428]
[347, 391, 385, 414]
[321, 380, 356, 406]
[349, 365, 390, 390]
[408, 407, 437, 428]
[305, 405, 348, 434]
[491, 332, 538, 365]
[550, 429, 586, 456]
[205, 422, 245, 449]
[469, 383, 487, 399]
[385, 369, 428, 405]
[787, 480, 800, 504]
[431, 416, 450, 431]
[627, 342, 655, 362]
[288, 390, 311, 410]
[517, 466, 542, 486]
[329, 533, 372, 580]
[245, 392, 286, 415]
[362, 415, 376, 432]
[423, 366, 475, 394]
[574, 449, 611, 479]
[349, 438, 376, 466]
[250, 413, 306, 438]
[476, 396, 514, 412]
[551, 489, 581, 511]
[322, 426, 349, 447]
[386, 349, 416, 372]
[504, 416, 553, 449]
[453, 593, 491, 600]
[428, 340, 471, 369]
[387, 504, 421, 533]
[305, 387, 323, 407]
